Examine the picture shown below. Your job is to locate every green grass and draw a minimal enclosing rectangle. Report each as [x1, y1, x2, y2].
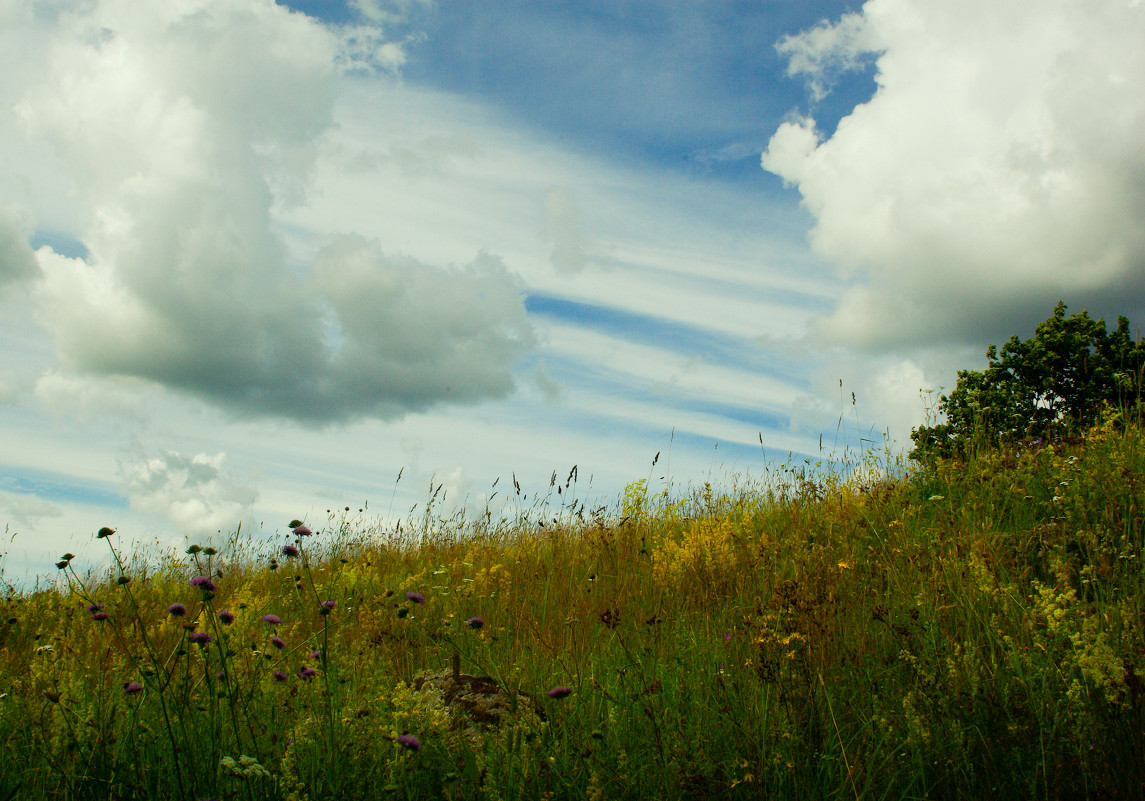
[2, 414, 1144, 800]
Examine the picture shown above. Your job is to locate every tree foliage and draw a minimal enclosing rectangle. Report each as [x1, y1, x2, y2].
[911, 302, 1144, 462]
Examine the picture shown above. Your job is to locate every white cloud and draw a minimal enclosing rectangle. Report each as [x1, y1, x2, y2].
[336, 25, 423, 74]
[775, 11, 882, 103]
[6, 0, 531, 424]
[435, 465, 472, 509]
[124, 450, 256, 538]
[0, 207, 36, 289]
[541, 188, 595, 274]
[0, 491, 63, 529]
[852, 358, 931, 448]
[0, 370, 20, 405]
[339, 0, 433, 74]
[532, 360, 563, 403]
[763, 0, 1145, 349]
[32, 370, 150, 421]
[380, 133, 482, 179]
[309, 236, 534, 415]
[350, 0, 433, 27]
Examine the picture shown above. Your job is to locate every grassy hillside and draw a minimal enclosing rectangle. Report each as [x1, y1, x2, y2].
[2, 414, 1144, 800]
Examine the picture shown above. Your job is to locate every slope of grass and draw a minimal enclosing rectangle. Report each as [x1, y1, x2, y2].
[1, 414, 1143, 800]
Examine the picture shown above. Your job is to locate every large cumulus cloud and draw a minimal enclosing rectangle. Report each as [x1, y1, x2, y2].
[7, 0, 532, 423]
[763, 0, 1145, 349]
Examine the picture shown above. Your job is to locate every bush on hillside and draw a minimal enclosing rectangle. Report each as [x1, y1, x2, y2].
[911, 301, 1144, 463]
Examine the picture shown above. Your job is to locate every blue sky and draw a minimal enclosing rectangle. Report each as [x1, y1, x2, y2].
[1, 0, 1143, 587]
[382, 2, 865, 161]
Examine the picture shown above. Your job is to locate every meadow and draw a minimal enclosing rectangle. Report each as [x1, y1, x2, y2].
[1, 413, 1143, 800]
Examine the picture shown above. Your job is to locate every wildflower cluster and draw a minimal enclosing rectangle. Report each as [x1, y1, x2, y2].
[13, 436, 1145, 801]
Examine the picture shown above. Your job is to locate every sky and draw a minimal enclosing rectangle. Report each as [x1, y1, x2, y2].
[2, 0, 1143, 588]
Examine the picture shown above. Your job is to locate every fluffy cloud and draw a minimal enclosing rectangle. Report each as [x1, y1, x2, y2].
[763, 0, 1145, 349]
[7, 0, 532, 423]
[309, 236, 533, 417]
[124, 450, 256, 537]
[774, 11, 879, 103]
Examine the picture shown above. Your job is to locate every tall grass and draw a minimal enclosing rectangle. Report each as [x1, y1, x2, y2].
[1, 413, 1143, 799]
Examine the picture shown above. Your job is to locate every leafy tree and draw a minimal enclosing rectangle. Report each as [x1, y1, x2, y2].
[911, 302, 1144, 462]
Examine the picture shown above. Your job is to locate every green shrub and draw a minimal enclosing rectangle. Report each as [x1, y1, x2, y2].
[911, 302, 1144, 463]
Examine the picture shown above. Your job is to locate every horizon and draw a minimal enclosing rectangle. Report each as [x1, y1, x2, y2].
[2, 0, 1144, 586]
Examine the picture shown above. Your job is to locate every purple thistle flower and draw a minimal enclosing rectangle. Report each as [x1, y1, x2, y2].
[87, 603, 104, 613]
[405, 591, 425, 604]
[261, 614, 282, 626]
[396, 734, 422, 751]
[168, 603, 187, 617]
[281, 544, 300, 558]
[292, 524, 313, 537]
[547, 686, 573, 700]
[218, 609, 235, 625]
[189, 632, 211, 645]
[190, 576, 216, 592]
[269, 636, 285, 650]
[92, 612, 110, 622]
[322, 600, 336, 610]
[309, 650, 322, 660]
[123, 682, 144, 695]
[299, 667, 318, 680]
[465, 617, 485, 630]
[272, 670, 287, 682]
